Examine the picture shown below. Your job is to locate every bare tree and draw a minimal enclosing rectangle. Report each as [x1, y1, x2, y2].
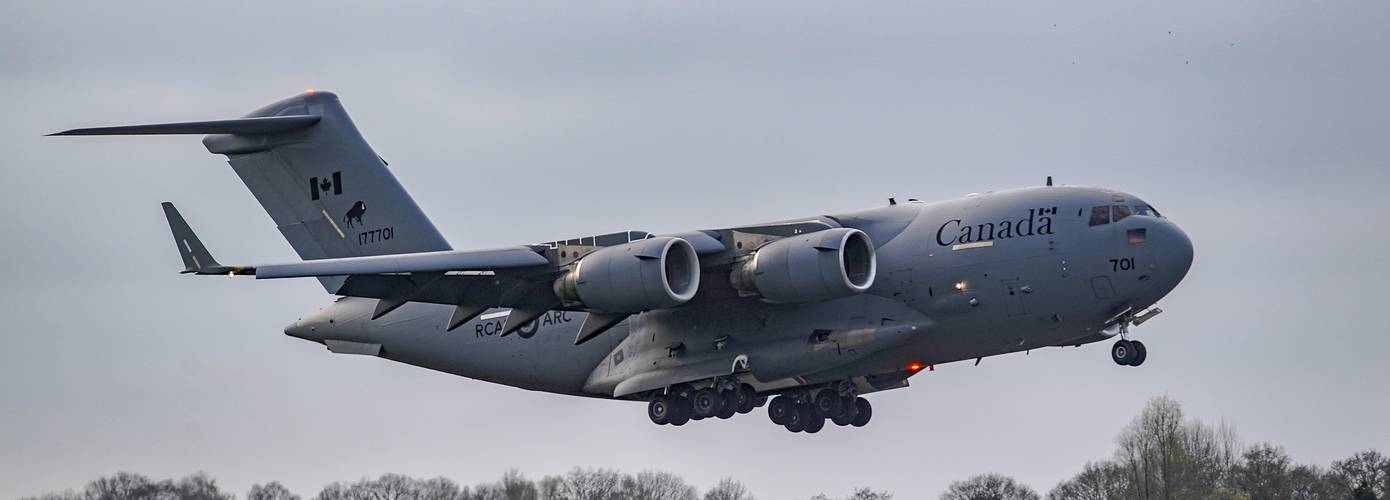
[248, 482, 301, 500]
[806, 489, 892, 500]
[82, 472, 169, 500]
[1285, 464, 1340, 500]
[169, 473, 235, 500]
[1228, 443, 1294, 499]
[618, 471, 697, 500]
[1330, 450, 1389, 498]
[940, 473, 1040, 500]
[496, 469, 539, 500]
[542, 467, 624, 500]
[1112, 396, 1241, 499]
[1047, 461, 1128, 500]
[313, 474, 460, 500]
[843, 488, 893, 500]
[703, 478, 754, 500]
[18, 492, 82, 500]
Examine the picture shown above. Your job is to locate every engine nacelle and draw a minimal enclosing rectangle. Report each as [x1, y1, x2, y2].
[730, 228, 876, 304]
[553, 237, 701, 313]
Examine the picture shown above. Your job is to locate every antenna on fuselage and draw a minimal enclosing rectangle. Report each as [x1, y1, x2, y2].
[1046, 176, 1053, 186]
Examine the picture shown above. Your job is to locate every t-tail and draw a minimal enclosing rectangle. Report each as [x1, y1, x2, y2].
[51, 91, 452, 291]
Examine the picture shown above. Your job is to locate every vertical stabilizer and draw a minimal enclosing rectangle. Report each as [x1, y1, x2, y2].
[201, 91, 451, 292]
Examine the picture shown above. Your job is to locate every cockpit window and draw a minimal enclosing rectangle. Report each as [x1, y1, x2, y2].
[1131, 204, 1164, 219]
[1113, 205, 1132, 222]
[1089, 206, 1110, 226]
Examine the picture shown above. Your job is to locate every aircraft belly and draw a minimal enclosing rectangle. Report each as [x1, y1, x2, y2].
[313, 300, 614, 397]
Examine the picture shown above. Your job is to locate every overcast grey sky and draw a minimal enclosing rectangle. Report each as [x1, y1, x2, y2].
[3, 1, 1389, 498]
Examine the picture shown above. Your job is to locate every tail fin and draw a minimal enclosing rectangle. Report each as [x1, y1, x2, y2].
[58, 91, 452, 292]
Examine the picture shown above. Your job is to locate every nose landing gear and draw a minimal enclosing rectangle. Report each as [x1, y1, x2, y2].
[1107, 310, 1149, 367]
[1111, 339, 1147, 366]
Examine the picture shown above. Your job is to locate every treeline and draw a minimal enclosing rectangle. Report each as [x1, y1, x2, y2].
[19, 396, 1389, 500]
[943, 396, 1389, 500]
[18, 469, 890, 500]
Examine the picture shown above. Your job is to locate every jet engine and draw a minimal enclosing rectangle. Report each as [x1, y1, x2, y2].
[730, 227, 876, 304]
[554, 237, 701, 313]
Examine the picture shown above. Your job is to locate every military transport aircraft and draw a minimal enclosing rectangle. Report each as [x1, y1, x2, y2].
[51, 91, 1193, 433]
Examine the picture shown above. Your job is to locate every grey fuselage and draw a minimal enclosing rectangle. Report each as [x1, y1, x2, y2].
[286, 185, 1193, 400]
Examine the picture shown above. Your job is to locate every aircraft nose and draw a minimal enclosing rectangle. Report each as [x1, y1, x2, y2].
[1158, 221, 1194, 286]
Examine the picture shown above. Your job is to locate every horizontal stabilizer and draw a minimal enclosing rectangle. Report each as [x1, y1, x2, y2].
[48, 115, 320, 136]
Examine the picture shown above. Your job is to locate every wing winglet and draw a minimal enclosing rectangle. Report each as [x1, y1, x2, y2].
[161, 202, 252, 276]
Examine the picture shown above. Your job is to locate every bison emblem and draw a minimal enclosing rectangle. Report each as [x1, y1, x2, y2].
[343, 201, 367, 227]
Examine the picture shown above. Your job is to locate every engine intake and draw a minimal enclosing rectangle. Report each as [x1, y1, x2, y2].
[730, 228, 876, 304]
[554, 237, 701, 313]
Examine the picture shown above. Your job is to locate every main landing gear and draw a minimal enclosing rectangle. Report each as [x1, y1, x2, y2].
[648, 383, 764, 426]
[1111, 339, 1147, 366]
[767, 390, 871, 433]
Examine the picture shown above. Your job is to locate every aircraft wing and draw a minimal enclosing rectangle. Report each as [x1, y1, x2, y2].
[252, 247, 549, 279]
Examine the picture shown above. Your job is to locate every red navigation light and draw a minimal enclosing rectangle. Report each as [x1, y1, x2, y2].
[908, 362, 924, 372]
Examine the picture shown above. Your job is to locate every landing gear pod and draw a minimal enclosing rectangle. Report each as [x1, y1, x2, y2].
[554, 237, 701, 313]
[730, 227, 876, 304]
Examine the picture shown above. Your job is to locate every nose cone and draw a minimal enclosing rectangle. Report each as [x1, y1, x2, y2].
[1157, 221, 1194, 292]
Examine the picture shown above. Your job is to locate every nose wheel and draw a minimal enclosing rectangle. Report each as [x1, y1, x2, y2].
[1111, 339, 1147, 366]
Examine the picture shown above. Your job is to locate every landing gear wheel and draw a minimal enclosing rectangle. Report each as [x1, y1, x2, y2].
[1130, 341, 1147, 366]
[734, 386, 756, 414]
[783, 405, 808, 432]
[668, 399, 690, 426]
[850, 397, 872, 427]
[648, 396, 675, 425]
[1111, 340, 1134, 366]
[813, 390, 844, 419]
[803, 413, 826, 433]
[716, 391, 738, 419]
[832, 396, 859, 426]
[768, 396, 794, 425]
[691, 388, 721, 419]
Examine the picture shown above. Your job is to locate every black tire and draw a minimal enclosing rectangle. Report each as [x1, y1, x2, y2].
[754, 396, 769, 408]
[1131, 341, 1147, 366]
[803, 412, 826, 433]
[692, 388, 720, 419]
[1111, 340, 1133, 366]
[783, 404, 807, 432]
[768, 396, 794, 425]
[832, 396, 858, 426]
[735, 386, 756, 414]
[648, 396, 674, 425]
[850, 397, 872, 427]
[717, 391, 738, 419]
[813, 390, 844, 419]
[669, 400, 690, 426]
